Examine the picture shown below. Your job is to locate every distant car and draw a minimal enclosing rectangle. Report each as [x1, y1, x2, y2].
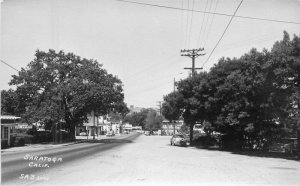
[79, 132, 87, 136]
[170, 134, 188, 146]
[145, 131, 150, 136]
[269, 138, 298, 154]
[106, 131, 114, 137]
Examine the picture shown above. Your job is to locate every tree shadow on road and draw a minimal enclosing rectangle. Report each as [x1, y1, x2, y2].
[193, 145, 300, 161]
[76, 138, 133, 144]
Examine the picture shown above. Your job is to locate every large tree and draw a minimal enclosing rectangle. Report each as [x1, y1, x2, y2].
[163, 32, 300, 151]
[269, 31, 300, 155]
[9, 49, 125, 140]
[123, 109, 151, 129]
[1, 89, 17, 115]
[177, 72, 209, 143]
[162, 91, 183, 134]
[145, 109, 163, 133]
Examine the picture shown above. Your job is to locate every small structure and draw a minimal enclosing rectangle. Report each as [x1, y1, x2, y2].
[162, 120, 184, 135]
[132, 126, 142, 132]
[15, 123, 32, 130]
[83, 111, 102, 136]
[123, 123, 133, 133]
[1, 115, 20, 147]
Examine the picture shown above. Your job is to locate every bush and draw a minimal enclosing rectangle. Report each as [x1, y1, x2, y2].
[14, 133, 33, 144]
[220, 134, 243, 150]
[15, 137, 25, 146]
[1, 140, 8, 149]
[10, 136, 16, 147]
[193, 135, 218, 147]
[31, 131, 52, 143]
[54, 131, 72, 143]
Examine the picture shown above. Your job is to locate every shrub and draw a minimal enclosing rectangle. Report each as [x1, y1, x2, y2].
[15, 137, 25, 146]
[1, 140, 8, 149]
[31, 131, 52, 143]
[10, 136, 16, 147]
[193, 135, 218, 147]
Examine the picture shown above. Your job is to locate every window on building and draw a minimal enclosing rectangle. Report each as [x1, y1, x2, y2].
[4, 127, 9, 139]
[10, 126, 14, 134]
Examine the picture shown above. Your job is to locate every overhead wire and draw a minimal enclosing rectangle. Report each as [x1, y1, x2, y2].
[116, 0, 300, 25]
[124, 52, 181, 82]
[196, 0, 209, 47]
[200, 0, 214, 48]
[125, 72, 183, 95]
[203, 25, 299, 53]
[184, 0, 190, 48]
[187, 0, 195, 48]
[202, 0, 219, 48]
[0, 59, 19, 72]
[201, 0, 244, 68]
[180, 0, 185, 47]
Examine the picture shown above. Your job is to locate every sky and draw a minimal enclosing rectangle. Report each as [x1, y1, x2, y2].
[1, 0, 300, 109]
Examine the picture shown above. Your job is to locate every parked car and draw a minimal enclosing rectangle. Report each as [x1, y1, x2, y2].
[106, 131, 114, 137]
[80, 132, 87, 136]
[170, 134, 188, 146]
[269, 138, 298, 154]
[144, 131, 150, 136]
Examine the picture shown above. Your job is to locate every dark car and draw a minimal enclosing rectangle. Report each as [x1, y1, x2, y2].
[170, 134, 188, 146]
[269, 138, 298, 154]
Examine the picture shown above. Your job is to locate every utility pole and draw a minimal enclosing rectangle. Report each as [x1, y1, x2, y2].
[181, 48, 205, 77]
[181, 48, 205, 145]
[157, 101, 162, 116]
[173, 78, 176, 92]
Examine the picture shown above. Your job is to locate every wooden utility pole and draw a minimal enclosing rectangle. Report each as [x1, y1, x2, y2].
[174, 77, 176, 92]
[157, 101, 162, 116]
[181, 48, 205, 77]
[181, 48, 205, 145]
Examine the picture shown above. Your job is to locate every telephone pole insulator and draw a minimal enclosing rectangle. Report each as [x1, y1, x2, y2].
[181, 48, 205, 77]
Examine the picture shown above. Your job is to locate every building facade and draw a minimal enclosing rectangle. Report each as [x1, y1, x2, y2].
[1, 115, 20, 147]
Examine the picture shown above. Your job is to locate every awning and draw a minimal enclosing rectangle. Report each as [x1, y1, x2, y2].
[0, 115, 21, 120]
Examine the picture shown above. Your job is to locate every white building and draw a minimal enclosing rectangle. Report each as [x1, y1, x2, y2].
[1, 115, 20, 147]
[123, 123, 133, 133]
[162, 120, 184, 135]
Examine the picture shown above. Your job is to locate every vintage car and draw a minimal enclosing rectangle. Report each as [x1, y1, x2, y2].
[106, 131, 115, 137]
[170, 134, 188, 146]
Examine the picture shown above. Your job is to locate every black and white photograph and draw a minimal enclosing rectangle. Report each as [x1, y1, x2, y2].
[1, 0, 300, 185]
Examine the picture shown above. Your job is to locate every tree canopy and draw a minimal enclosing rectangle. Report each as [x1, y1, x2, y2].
[162, 32, 300, 149]
[3, 49, 126, 140]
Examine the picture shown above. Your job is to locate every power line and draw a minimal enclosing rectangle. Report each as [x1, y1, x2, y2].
[187, 0, 195, 48]
[202, 0, 244, 68]
[200, 0, 214, 47]
[0, 59, 19, 72]
[202, 0, 219, 48]
[196, 0, 209, 47]
[180, 0, 184, 47]
[116, 0, 300, 25]
[185, 0, 190, 48]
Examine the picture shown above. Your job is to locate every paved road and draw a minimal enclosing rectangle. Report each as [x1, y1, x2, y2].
[2, 134, 300, 186]
[1, 133, 140, 185]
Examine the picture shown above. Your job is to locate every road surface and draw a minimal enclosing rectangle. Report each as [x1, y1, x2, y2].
[2, 133, 300, 186]
[1, 133, 140, 185]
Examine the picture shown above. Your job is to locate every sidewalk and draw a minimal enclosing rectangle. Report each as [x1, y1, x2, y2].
[1, 134, 122, 153]
[1, 141, 76, 153]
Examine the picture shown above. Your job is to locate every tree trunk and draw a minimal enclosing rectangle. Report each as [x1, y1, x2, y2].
[297, 128, 300, 159]
[173, 121, 175, 135]
[69, 123, 76, 142]
[190, 123, 194, 146]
